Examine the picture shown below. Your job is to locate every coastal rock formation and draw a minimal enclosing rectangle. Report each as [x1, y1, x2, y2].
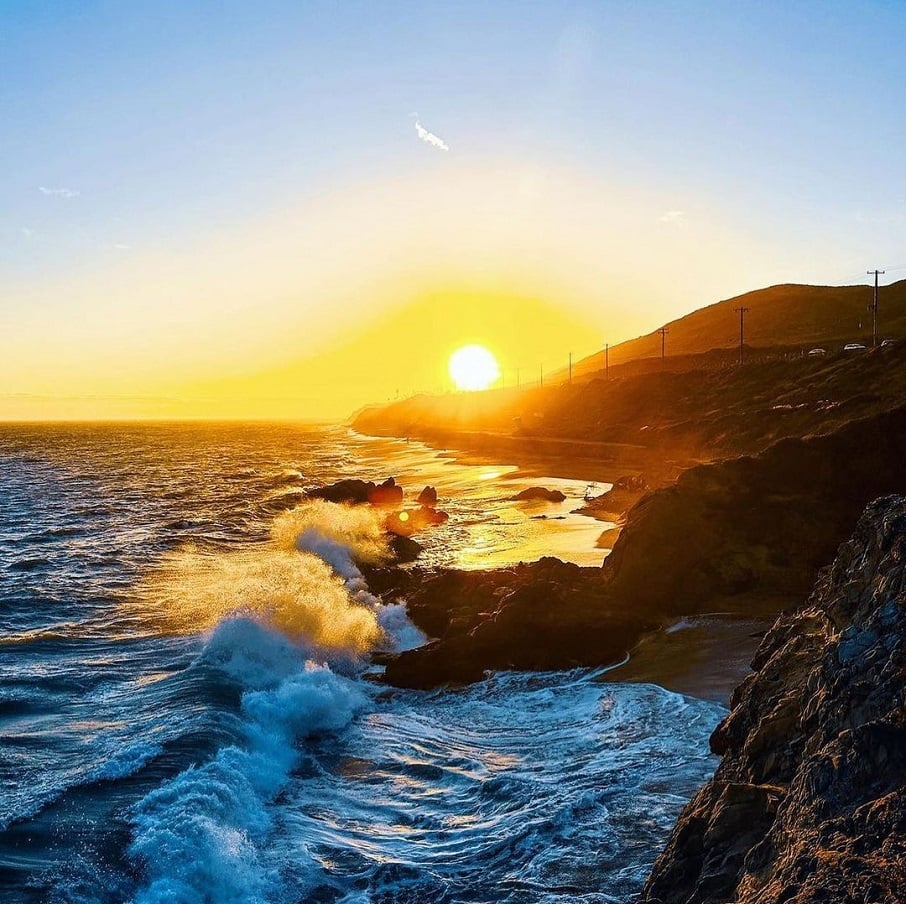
[417, 485, 438, 506]
[511, 486, 567, 503]
[368, 477, 404, 506]
[384, 506, 449, 537]
[575, 475, 650, 522]
[383, 558, 654, 688]
[640, 496, 906, 904]
[306, 477, 403, 506]
[604, 407, 906, 614]
[377, 409, 906, 691]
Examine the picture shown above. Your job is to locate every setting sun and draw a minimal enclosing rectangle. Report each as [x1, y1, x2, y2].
[449, 344, 501, 391]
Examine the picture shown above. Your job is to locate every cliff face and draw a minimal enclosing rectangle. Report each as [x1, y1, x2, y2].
[640, 496, 906, 904]
[604, 407, 906, 614]
[378, 411, 906, 690]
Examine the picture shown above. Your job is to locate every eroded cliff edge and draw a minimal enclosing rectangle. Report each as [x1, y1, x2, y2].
[639, 496, 906, 904]
[379, 408, 906, 689]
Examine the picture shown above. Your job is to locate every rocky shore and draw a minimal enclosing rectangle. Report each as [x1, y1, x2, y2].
[367, 557, 652, 687]
[361, 408, 906, 690]
[639, 496, 906, 904]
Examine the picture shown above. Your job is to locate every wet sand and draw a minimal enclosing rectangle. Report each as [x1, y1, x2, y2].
[611, 612, 778, 705]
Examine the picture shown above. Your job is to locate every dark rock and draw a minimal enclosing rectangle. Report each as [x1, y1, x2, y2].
[511, 486, 567, 503]
[385, 507, 449, 538]
[417, 485, 438, 506]
[382, 558, 654, 688]
[613, 474, 649, 492]
[639, 496, 906, 903]
[388, 534, 423, 563]
[605, 407, 906, 615]
[368, 477, 404, 507]
[307, 478, 374, 504]
[306, 477, 403, 507]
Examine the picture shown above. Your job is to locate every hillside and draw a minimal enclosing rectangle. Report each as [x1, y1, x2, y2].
[353, 341, 906, 469]
[571, 279, 906, 379]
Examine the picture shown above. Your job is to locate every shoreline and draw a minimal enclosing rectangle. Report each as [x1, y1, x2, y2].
[351, 425, 685, 551]
[352, 429, 771, 705]
[351, 424, 699, 487]
[610, 611, 772, 704]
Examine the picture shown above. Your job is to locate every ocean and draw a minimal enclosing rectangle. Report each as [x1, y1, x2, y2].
[0, 422, 723, 903]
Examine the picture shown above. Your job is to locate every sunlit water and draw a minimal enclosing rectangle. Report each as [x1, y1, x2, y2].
[0, 423, 723, 903]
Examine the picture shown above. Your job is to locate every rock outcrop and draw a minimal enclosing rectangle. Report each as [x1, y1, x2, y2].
[307, 477, 403, 506]
[640, 496, 906, 904]
[382, 558, 654, 688]
[604, 407, 906, 614]
[417, 485, 438, 506]
[511, 486, 567, 502]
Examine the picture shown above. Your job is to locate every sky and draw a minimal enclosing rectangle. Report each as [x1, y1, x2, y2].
[2, 0, 905, 419]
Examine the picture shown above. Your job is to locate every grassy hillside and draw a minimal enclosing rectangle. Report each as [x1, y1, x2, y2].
[572, 279, 906, 379]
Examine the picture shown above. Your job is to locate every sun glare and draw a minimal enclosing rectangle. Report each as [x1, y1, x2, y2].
[449, 344, 500, 391]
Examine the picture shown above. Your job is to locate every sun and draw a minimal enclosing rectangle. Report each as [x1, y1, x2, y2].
[449, 344, 500, 391]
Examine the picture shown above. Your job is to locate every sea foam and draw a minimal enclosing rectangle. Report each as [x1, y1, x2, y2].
[126, 500, 419, 902]
[129, 618, 366, 904]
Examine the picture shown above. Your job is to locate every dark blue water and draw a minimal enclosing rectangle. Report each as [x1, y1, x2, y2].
[0, 423, 723, 903]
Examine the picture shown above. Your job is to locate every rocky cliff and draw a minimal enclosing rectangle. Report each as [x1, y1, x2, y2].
[639, 495, 906, 904]
[377, 409, 906, 690]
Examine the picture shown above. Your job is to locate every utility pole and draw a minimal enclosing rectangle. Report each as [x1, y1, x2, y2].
[605, 343, 609, 380]
[734, 306, 749, 365]
[868, 270, 885, 347]
[540, 364, 543, 387]
[657, 326, 669, 362]
[568, 352, 572, 384]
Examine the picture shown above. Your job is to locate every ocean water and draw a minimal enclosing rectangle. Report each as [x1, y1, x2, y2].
[0, 423, 724, 903]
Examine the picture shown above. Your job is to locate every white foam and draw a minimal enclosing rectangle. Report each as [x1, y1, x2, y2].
[128, 501, 423, 901]
[129, 621, 366, 904]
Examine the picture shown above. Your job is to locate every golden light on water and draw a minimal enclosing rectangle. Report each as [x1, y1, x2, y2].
[449, 344, 500, 391]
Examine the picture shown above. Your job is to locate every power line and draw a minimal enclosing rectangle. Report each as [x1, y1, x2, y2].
[868, 269, 885, 347]
[734, 306, 749, 365]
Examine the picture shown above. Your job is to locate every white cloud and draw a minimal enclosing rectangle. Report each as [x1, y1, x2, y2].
[415, 120, 449, 151]
[20, 227, 35, 239]
[659, 210, 686, 225]
[113, 243, 131, 251]
[39, 186, 80, 198]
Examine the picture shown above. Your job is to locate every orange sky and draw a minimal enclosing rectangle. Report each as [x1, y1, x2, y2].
[2, 162, 777, 420]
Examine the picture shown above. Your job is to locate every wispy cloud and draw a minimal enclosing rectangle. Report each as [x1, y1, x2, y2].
[20, 226, 35, 239]
[113, 243, 131, 251]
[415, 120, 449, 151]
[38, 186, 80, 198]
[659, 210, 686, 226]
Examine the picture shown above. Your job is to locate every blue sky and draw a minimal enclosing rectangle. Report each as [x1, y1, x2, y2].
[3, 1, 904, 280]
[1, 1, 905, 415]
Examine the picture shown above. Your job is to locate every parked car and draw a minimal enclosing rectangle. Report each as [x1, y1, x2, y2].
[881, 338, 897, 348]
[807, 348, 827, 356]
[843, 343, 867, 351]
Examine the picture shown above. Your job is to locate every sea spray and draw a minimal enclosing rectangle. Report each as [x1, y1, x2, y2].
[133, 500, 414, 653]
[126, 501, 420, 901]
[270, 500, 391, 566]
[291, 515, 426, 653]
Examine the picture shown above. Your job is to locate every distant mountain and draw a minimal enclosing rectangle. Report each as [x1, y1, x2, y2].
[573, 279, 906, 378]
